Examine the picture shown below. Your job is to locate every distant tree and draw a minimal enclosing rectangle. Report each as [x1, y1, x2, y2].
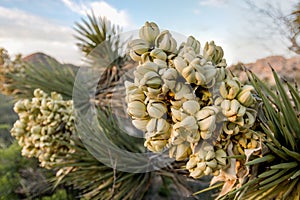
[290, 3, 300, 54]
[245, 1, 300, 55]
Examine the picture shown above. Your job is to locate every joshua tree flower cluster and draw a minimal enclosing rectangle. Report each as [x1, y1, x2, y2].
[11, 89, 75, 168]
[0, 48, 26, 95]
[125, 22, 260, 179]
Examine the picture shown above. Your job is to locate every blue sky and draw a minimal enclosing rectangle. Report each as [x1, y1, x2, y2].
[0, 0, 298, 65]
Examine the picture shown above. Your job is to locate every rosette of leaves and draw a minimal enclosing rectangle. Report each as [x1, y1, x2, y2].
[75, 12, 134, 111]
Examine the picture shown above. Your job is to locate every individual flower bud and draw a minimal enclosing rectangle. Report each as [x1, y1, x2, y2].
[169, 128, 185, 145]
[140, 71, 162, 89]
[202, 141, 214, 152]
[186, 154, 199, 169]
[174, 116, 198, 131]
[185, 36, 200, 54]
[134, 62, 159, 82]
[214, 46, 224, 64]
[221, 99, 246, 122]
[196, 161, 207, 171]
[171, 107, 188, 123]
[130, 49, 142, 62]
[174, 56, 188, 73]
[34, 89, 46, 98]
[203, 41, 224, 65]
[51, 92, 63, 101]
[31, 125, 41, 135]
[169, 142, 192, 161]
[141, 52, 151, 63]
[216, 66, 226, 82]
[182, 100, 200, 115]
[243, 109, 256, 127]
[202, 65, 217, 88]
[182, 65, 196, 84]
[186, 129, 201, 144]
[238, 137, 247, 148]
[14, 100, 26, 113]
[128, 39, 150, 61]
[179, 46, 197, 64]
[147, 101, 167, 118]
[247, 139, 258, 149]
[216, 59, 227, 67]
[132, 119, 149, 131]
[145, 87, 164, 99]
[200, 130, 212, 140]
[237, 85, 256, 107]
[13, 120, 25, 129]
[220, 78, 240, 100]
[215, 149, 227, 166]
[204, 166, 213, 175]
[174, 82, 194, 100]
[128, 39, 150, 55]
[162, 68, 178, 90]
[154, 59, 168, 69]
[203, 41, 216, 61]
[127, 101, 148, 118]
[11, 127, 25, 137]
[223, 122, 240, 135]
[150, 48, 167, 61]
[205, 150, 216, 161]
[144, 138, 167, 152]
[189, 166, 204, 178]
[196, 106, 218, 139]
[125, 81, 145, 103]
[206, 159, 217, 169]
[139, 21, 160, 44]
[155, 30, 177, 53]
[146, 118, 170, 137]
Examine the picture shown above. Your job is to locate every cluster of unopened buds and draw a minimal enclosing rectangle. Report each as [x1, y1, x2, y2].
[11, 89, 75, 168]
[0, 48, 26, 95]
[125, 22, 259, 179]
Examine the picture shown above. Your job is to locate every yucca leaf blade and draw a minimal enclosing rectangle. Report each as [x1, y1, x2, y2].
[271, 67, 300, 140]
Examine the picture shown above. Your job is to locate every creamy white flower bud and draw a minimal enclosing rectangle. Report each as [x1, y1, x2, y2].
[169, 142, 192, 161]
[140, 71, 162, 89]
[220, 78, 240, 99]
[237, 85, 255, 107]
[144, 138, 167, 152]
[155, 30, 177, 53]
[127, 101, 147, 118]
[162, 68, 178, 90]
[147, 101, 167, 118]
[139, 21, 160, 44]
[186, 36, 200, 54]
[182, 100, 200, 115]
[132, 119, 149, 131]
[174, 56, 187, 73]
[150, 48, 167, 61]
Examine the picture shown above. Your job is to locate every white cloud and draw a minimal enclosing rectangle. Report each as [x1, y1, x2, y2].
[61, 0, 134, 29]
[193, 9, 201, 15]
[199, 0, 229, 7]
[0, 6, 82, 65]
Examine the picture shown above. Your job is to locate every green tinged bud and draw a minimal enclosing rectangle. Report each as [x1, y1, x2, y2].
[139, 21, 160, 44]
[155, 30, 177, 53]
